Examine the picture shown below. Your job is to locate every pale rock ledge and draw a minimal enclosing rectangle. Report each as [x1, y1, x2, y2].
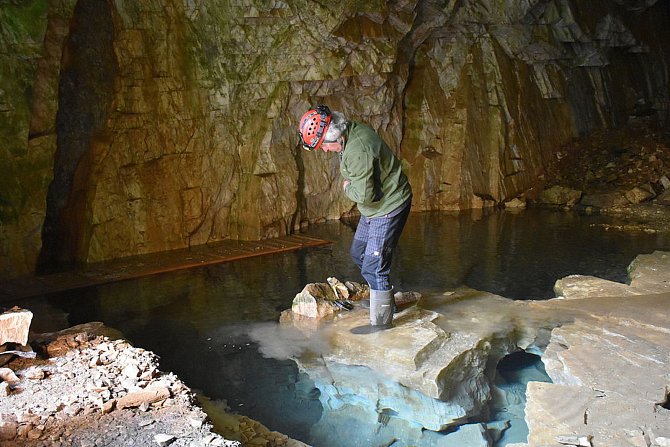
[264, 251, 670, 446]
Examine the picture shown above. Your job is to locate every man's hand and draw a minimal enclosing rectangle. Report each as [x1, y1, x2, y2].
[342, 179, 351, 190]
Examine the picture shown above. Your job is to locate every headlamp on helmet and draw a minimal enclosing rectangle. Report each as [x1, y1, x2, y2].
[298, 105, 332, 151]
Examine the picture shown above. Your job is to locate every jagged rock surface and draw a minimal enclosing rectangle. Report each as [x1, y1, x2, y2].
[1, 0, 669, 278]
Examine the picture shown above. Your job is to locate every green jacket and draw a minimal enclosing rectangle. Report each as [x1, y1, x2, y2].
[340, 121, 412, 217]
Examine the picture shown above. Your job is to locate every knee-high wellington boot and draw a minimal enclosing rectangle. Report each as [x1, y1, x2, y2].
[369, 288, 394, 327]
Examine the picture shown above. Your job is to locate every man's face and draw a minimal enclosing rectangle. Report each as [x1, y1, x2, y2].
[320, 141, 342, 153]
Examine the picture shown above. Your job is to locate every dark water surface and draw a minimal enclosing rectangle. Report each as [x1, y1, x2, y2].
[29, 209, 670, 445]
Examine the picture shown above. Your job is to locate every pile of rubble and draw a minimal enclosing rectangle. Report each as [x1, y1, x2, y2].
[0, 315, 237, 446]
[535, 118, 670, 232]
[280, 277, 420, 325]
[545, 118, 670, 196]
[0, 308, 305, 447]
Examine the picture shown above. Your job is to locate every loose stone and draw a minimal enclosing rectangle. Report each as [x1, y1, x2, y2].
[154, 433, 176, 446]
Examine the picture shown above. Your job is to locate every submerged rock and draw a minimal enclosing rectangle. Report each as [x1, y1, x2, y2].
[275, 289, 533, 444]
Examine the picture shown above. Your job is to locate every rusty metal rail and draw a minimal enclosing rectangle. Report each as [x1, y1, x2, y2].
[0, 234, 331, 301]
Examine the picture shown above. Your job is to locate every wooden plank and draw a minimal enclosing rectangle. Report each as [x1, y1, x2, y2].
[0, 234, 331, 301]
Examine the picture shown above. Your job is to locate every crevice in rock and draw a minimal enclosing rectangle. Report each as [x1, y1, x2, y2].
[487, 350, 552, 446]
[395, 0, 464, 147]
[290, 141, 307, 232]
[658, 388, 670, 410]
[37, 0, 118, 274]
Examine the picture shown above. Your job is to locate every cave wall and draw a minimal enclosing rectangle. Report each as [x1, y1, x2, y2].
[1, 0, 668, 277]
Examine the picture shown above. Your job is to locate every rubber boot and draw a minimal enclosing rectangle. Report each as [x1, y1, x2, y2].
[351, 289, 393, 334]
[369, 288, 394, 327]
[360, 287, 400, 314]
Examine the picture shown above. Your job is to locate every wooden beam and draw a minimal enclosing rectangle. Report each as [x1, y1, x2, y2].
[0, 235, 331, 301]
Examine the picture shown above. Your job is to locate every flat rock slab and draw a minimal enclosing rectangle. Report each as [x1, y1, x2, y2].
[526, 251, 670, 446]
[555, 250, 670, 298]
[272, 251, 670, 445]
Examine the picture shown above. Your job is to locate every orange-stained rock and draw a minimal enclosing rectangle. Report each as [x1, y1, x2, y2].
[0, 308, 32, 346]
[2, 0, 669, 278]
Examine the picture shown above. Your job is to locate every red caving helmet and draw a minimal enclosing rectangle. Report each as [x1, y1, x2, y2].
[298, 105, 331, 151]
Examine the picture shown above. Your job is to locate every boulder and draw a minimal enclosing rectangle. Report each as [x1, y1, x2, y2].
[288, 280, 371, 319]
[290, 283, 338, 319]
[393, 290, 422, 309]
[624, 185, 655, 204]
[554, 251, 670, 298]
[0, 308, 32, 346]
[553, 275, 636, 299]
[117, 385, 171, 409]
[537, 186, 582, 207]
[0, 419, 17, 441]
[0, 368, 20, 385]
[627, 251, 670, 293]
[660, 175, 670, 190]
[504, 197, 527, 209]
[343, 281, 369, 301]
[277, 310, 322, 331]
[326, 277, 350, 300]
[580, 191, 628, 208]
[154, 434, 176, 446]
[657, 190, 670, 205]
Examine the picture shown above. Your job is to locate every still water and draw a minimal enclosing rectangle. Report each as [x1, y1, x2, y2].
[31, 209, 670, 445]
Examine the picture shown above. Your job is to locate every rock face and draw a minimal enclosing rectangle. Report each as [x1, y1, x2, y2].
[2, 0, 669, 277]
[267, 251, 670, 446]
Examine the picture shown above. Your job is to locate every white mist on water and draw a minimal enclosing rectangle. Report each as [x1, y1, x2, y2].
[247, 322, 335, 360]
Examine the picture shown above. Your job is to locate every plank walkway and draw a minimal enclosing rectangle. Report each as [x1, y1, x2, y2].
[0, 234, 331, 302]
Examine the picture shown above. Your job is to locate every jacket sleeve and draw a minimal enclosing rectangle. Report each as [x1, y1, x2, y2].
[343, 150, 378, 205]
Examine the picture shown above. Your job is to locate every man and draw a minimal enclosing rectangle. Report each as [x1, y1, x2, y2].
[298, 105, 412, 331]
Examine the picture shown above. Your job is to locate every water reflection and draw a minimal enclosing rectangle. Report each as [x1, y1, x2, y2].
[37, 209, 670, 445]
[393, 209, 670, 299]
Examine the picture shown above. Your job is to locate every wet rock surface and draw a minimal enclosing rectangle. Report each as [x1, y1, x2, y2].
[269, 252, 670, 446]
[523, 251, 670, 446]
